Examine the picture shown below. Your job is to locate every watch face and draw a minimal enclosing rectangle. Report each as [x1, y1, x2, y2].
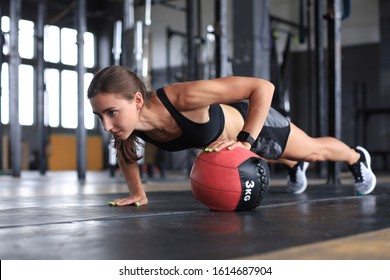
[237, 131, 247, 141]
[237, 131, 254, 145]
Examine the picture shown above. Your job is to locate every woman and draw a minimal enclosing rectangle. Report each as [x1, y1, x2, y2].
[88, 66, 376, 207]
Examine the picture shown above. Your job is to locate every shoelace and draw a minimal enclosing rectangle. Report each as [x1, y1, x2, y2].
[349, 162, 363, 182]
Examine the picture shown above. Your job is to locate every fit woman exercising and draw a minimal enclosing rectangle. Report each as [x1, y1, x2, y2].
[88, 65, 376, 206]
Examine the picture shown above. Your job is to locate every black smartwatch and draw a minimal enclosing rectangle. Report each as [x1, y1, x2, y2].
[236, 131, 255, 146]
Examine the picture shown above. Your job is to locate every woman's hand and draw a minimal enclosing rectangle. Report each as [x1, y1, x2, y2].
[204, 139, 251, 152]
[113, 160, 148, 207]
[109, 193, 148, 207]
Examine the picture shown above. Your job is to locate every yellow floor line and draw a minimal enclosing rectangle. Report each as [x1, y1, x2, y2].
[239, 228, 390, 260]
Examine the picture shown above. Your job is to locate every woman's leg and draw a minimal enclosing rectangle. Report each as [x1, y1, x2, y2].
[281, 123, 360, 164]
[280, 123, 376, 195]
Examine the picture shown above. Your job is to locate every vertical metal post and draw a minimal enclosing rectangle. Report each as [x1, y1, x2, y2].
[253, 0, 270, 79]
[9, 0, 22, 177]
[36, 0, 47, 175]
[112, 20, 123, 66]
[232, 0, 270, 79]
[306, 0, 314, 134]
[186, 0, 197, 81]
[380, 0, 390, 100]
[314, 0, 327, 177]
[166, 27, 172, 83]
[326, 0, 342, 184]
[142, 0, 152, 89]
[122, 0, 135, 70]
[76, 0, 87, 180]
[0, 5, 3, 171]
[134, 21, 143, 77]
[215, 0, 228, 78]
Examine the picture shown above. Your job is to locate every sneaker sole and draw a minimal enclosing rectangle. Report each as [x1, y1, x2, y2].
[355, 146, 377, 195]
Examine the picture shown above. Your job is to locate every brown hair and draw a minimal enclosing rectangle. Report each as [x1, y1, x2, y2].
[87, 65, 151, 164]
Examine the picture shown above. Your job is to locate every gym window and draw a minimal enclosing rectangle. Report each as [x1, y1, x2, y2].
[0, 16, 96, 129]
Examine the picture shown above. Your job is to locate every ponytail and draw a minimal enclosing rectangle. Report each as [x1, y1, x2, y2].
[114, 133, 143, 164]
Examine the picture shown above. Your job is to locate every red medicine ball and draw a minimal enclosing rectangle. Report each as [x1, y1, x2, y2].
[190, 147, 270, 211]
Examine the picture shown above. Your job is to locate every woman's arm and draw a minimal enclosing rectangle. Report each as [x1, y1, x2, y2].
[165, 76, 275, 147]
[113, 158, 148, 207]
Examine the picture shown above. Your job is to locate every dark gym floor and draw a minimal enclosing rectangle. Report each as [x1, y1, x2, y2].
[1, 171, 390, 260]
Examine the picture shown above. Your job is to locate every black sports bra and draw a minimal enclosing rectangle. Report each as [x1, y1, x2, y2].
[136, 88, 225, 151]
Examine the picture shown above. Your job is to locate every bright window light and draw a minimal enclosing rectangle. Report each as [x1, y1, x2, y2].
[45, 68, 60, 127]
[44, 25, 60, 63]
[19, 64, 34, 125]
[1, 63, 9, 124]
[84, 32, 95, 68]
[61, 70, 78, 128]
[1, 16, 10, 55]
[0, 63, 34, 126]
[84, 73, 95, 129]
[0, 18, 96, 129]
[19, 19, 34, 59]
[61, 28, 78, 66]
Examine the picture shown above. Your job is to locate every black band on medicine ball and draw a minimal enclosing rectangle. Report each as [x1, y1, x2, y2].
[235, 157, 270, 211]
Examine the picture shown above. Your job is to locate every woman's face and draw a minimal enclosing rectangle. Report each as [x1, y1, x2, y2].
[90, 92, 142, 140]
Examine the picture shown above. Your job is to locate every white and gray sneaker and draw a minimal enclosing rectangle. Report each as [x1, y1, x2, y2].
[287, 162, 309, 194]
[348, 146, 377, 195]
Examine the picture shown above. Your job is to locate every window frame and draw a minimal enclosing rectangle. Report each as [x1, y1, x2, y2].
[0, 16, 97, 130]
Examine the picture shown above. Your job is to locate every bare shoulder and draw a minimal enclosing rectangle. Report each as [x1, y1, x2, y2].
[162, 80, 215, 111]
[163, 76, 273, 111]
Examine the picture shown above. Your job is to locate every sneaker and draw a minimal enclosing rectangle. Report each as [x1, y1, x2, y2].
[348, 146, 377, 195]
[287, 162, 309, 194]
